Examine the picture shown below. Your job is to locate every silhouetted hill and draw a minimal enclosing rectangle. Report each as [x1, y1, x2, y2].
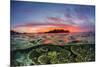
[45, 29, 70, 33]
[10, 30, 20, 35]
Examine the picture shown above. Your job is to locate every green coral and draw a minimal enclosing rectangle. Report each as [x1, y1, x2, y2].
[71, 44, 95, 62]
[11, 36, 43, 51]
[11, 52, 33, 66]
[38, 54, 50, 64]
[28, 45, 72, 64]
[11, 37, 33, 50]
[11, 44, 95, 66]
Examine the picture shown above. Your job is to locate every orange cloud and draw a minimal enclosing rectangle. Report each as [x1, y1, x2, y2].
[12, 24, 85, 33]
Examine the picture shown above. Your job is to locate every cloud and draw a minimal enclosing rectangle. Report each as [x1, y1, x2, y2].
[46, 17, 65, 24]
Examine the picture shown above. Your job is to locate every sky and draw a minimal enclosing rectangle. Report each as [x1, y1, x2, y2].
[11, 1, 95, 33]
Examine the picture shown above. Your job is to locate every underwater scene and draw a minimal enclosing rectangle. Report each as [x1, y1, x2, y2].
[11, 1, 95, 66]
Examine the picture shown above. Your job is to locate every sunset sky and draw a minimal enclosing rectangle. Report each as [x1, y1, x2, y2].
[11, 1, 95, 33]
